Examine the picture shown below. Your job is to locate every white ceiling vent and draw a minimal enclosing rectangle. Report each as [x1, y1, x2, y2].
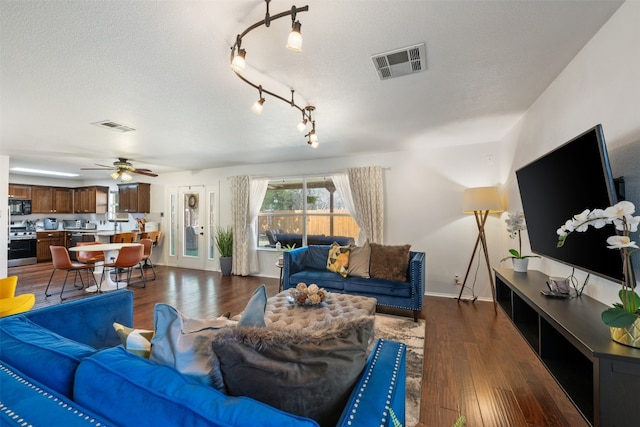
[91, 120, 136, 133]
[371, 43, 426, 80]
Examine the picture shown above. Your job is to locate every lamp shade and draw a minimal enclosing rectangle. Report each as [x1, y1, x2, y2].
[463, 186, 502, 213]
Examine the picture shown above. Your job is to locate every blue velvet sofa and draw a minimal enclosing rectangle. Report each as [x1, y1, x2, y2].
[283, 245, 425, 321]
[0, 290, 407, 427]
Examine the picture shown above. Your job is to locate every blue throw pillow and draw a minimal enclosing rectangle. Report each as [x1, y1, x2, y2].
[306, 245, 330, 270]
[238, 284, 267, 327]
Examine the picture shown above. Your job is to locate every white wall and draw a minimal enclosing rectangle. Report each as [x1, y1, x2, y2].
[153, 139, 504, 298]
[499, 0, 640, 305]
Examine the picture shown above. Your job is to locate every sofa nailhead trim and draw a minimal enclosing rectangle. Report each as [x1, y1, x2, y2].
[0, 364, 106, 426]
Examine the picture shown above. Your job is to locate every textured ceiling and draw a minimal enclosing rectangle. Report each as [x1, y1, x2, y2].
[0, 0, 623, 180]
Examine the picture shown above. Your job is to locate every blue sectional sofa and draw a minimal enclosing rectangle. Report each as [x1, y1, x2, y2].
[0, 290, 407, 427]
[283, 245, 425, 321]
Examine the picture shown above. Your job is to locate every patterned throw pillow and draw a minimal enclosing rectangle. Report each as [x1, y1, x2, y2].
[326, 242, 350, 277]
[113, 322, 154, 359]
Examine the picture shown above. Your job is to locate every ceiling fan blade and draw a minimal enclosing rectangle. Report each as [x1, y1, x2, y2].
[132, 169, 158, 177]
[81, 167, 114, 170]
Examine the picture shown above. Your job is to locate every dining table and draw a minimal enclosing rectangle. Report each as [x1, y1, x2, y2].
[68, 243, 142, 293]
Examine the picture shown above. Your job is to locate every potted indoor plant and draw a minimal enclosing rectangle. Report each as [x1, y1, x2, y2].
[215, 226, 233, 275]
[557, 201, 640, 345]
[501, 211, 539, 272]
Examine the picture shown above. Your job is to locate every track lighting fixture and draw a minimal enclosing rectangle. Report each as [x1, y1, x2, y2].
[230, 0, 317, 148]
[252, 97, 265, 115]
[231, 48, 246, 73]
[286, 20, 302, 52]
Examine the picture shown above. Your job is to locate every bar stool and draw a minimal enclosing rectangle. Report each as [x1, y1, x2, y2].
[110, 232, 139, 243]
[139, 238, 156, 280]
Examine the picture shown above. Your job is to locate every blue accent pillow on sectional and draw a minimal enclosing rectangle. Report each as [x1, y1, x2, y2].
[306, 245, 331, 270]
[0, 316, 96, 398]
[75, 346, 319, 427]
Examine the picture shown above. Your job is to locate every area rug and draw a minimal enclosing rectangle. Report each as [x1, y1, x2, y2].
[374, 314, 425, 427]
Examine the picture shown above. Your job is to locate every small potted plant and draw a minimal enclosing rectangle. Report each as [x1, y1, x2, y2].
[215, 226, 233, 275]
[501, 211, 539, 272]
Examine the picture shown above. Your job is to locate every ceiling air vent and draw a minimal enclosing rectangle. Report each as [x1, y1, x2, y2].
[371, 43, 426, 80]
[91, 120, 136, 133]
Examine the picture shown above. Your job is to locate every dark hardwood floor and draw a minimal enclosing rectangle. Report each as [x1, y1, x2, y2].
[9, 262, 589, 427]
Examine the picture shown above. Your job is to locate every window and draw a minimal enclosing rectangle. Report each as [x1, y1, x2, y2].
[257, 177, 359, 248]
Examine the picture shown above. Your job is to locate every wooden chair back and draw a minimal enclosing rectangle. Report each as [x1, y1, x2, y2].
[111, 232, 139, 243]
[140, 238, 153, 259]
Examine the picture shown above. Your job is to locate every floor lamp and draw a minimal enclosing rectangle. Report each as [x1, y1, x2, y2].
[458, 186, 503, 308]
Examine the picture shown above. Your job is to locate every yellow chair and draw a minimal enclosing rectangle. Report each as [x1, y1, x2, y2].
[0, 276, 35, 317]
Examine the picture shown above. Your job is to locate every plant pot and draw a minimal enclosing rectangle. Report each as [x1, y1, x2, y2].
[610, 317, 640, 349]
[512, 258, 529, 273]
[220, 257, 232, 276]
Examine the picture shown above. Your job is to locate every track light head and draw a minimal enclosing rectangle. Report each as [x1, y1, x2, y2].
[231, 48, 246, 73]
[252, 98, 265, 114]
[286, 20, 302, 52]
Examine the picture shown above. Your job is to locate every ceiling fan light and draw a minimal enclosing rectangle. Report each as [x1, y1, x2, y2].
[120, 171, 133, 181]
[110, 171, 121, 180]
[286, 21, 302, 52]
[231, 48, 246, 73]
[251, 98, 265, 115]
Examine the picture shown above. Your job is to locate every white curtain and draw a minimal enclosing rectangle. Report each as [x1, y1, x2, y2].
[331, 173, 364, 244]
[229, 175, 249, 275]
[248, 178, 269, 274]
[347, 166, 384, 244]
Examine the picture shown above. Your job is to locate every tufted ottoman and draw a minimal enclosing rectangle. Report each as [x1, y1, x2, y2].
[213, 291, 378, 426]
[263, 291, 377, 330]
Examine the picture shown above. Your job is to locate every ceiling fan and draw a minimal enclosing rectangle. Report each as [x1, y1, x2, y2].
[81, 157, 158, 181]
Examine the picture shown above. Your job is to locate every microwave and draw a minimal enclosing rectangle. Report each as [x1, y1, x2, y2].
[9, 199, 31, 216]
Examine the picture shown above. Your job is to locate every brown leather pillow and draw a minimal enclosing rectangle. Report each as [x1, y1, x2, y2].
[369, 243, 411, 281]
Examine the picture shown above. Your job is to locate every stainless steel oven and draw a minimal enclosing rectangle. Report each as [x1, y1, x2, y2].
[8, 227, 37, 267]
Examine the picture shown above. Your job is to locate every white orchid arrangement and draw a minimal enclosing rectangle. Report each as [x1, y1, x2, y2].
[501, 211, 539, 261]
[292, 282, 327, 306]
[557, 200, 640, 327]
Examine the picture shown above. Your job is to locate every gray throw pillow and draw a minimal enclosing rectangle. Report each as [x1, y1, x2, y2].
[149, 304, 236, 391]
[211, 315, 374, 426]
[348, 240, 371, 278]
[238, 285, 267, 328]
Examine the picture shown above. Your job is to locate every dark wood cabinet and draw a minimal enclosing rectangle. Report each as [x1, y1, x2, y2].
[8, 184, 31, 199]
[74, 186, 108, 214]
[31, 186, 73, 214]
[36, 231, 65, 262]
[118, 183, 150, 213]
[495, 268, 640, 427]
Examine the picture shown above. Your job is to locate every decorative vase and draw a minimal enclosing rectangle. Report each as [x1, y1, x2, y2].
[220, 257, 232, 276]
[512, 258, 529, 273]
[610, 317, 640, 349]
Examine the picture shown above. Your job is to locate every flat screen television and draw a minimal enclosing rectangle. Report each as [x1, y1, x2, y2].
[515, 124, 625, 283]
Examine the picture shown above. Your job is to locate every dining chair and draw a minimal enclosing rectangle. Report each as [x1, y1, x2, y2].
[110, 232, 139, 243]
[76, 241, 104, 282]
[45, 246, 95, 300]
[139, 238, 156, 280]
[0, 276, 35, 317]
[101, 245, 146, 289]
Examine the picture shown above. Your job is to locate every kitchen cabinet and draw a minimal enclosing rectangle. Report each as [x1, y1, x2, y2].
[37, 231, 65, 262]
[118, 183, 150, 213]
[74, 186, 109, 214]
[8, 184, 31, 199]
[31, 186, 73, 214]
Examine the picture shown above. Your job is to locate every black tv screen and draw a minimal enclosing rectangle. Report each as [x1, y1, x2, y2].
[516, 124, 624, 283]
